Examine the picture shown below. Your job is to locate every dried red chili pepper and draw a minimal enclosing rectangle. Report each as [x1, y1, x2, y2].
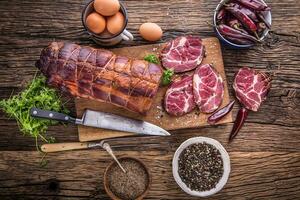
[227, 18, 249, 34]
[228, 18, 242, 28]
[257, 22, 267, 33]
[224, 35, 254, 45]
[227, 3, 259, 22]
[217, 8, 226, 21]
[225, 6, 258, 35]
[257, 12, 271, 29]
[218, 24, 258, 42]
[208, 100, 235, 124]
[235, 0, 271, 11]
[229, 107, 249, 142]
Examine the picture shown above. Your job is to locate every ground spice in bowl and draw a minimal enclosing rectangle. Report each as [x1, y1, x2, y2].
[104, 157, 150, 200]
[178, 142, 223, 192]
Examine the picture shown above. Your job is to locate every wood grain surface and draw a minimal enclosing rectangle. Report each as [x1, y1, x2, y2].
[76, 38, 233, 142]
[0, 0, 299, 199]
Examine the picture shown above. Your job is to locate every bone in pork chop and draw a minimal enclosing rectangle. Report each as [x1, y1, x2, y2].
[193, 64, 224, 113]
[164, 76, 196, 116]
[160, 36, 205, 73]
[36, 42, 163, 114]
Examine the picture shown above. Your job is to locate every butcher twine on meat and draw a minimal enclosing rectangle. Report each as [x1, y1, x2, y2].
[36, 42, 163, 114]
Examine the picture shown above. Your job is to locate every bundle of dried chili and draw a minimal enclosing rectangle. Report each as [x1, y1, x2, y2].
[216, 0, 271, 45]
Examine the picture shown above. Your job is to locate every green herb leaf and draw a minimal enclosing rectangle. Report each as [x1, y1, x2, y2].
[161, 69, 174, 86]
[39, 153, 49, 168]
[0, 76, 68, 146]
[144, 54, 159, 64]
[48, 136, 56, 143]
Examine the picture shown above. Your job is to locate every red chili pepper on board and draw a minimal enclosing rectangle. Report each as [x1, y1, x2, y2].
[218, 24, 258, 42]
[235, 0, 271, 11]
[208, 100, 235, 124]
[225, 6, 258, 34]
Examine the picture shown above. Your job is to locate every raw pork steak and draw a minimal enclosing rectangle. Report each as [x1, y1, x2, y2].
[233, 67, 271, 111]
[193, 64, 224, 113]
[164, 76, 196, 116]
[160, 36, 205, 73]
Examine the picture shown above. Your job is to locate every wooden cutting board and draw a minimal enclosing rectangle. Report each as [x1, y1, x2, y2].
[75, 37, 233, 142]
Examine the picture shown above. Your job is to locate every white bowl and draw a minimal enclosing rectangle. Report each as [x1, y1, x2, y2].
[172, 137, 230, 197]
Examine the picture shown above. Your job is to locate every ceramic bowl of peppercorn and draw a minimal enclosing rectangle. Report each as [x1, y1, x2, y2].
[172, 137, 230, 197]
[213, 0, 272, 48]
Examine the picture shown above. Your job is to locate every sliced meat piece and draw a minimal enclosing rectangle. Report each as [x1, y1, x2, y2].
[233, 67, 271, 111]
[160, 36, 205, 73]
[164, 76, 195, 116]
[193, 64, 224, 113]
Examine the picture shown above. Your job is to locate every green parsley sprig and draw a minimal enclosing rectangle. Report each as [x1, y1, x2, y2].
[161, 69, 174, 86]
[144, 54, 160, 64]
[0, 76, 69, 147]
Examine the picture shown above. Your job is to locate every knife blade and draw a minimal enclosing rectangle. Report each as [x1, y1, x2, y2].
[30, 107, 170, 136]
[82, 110, 170, 136]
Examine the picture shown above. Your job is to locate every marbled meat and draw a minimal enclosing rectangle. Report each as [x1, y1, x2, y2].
[193, 64, 224, 113]
[164, 75, 196, 116]
[160, 36, 205, 73]
[233, 67, 271, 111]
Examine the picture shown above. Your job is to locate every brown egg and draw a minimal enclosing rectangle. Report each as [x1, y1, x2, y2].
[86, 12, 106, 34]
[139, 23, 163, 42]
[106, 12, 125, 35]
[94, 0, 120, 16]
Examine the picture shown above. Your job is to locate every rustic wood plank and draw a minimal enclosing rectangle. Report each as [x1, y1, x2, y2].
[0, 0, 299, 199]
[0, 120, 299, 152]
[0, 0, 299, 92]
[0, 151, 299, 199]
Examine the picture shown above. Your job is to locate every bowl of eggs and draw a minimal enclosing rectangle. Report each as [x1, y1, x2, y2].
[82, 0, 133, 46]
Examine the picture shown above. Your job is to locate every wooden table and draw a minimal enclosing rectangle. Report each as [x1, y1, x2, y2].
[0, 0, 299, 199]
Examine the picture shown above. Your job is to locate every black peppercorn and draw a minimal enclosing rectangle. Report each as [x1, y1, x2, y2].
[178, 142, 223, 191]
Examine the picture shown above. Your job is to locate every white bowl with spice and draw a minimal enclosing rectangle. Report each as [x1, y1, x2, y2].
[172, 137, 230, 197]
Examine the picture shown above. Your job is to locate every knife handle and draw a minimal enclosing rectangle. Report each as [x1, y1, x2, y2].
[30, 107, 76, 124]
[41, 142, 88, 153]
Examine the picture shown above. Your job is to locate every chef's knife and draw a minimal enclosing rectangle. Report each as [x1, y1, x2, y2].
[30, 107, 170, 136]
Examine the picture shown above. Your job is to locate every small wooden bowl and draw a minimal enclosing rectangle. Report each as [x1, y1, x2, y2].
[103, 156, 151, 200]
